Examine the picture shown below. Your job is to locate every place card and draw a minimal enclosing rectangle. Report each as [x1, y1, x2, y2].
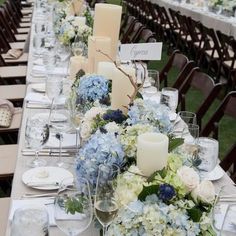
[120, 43, 162, 61]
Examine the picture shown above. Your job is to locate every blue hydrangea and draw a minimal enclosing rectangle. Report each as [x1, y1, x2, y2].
[127, 99, 172, 134]
[77, 75, 109, 102]
[75, 130, 125, 193]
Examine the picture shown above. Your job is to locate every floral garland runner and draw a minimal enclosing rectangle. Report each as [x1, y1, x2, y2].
[208, 0, 236, 11]
[69, 73, 217, 235]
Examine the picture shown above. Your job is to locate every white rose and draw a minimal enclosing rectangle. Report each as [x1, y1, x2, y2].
[80, 121, 92, 140]
[84, 107, 105, 121]
[177, 166, 200, 192]
[192, 180, 215, 204]
[104, 122, 120, 133]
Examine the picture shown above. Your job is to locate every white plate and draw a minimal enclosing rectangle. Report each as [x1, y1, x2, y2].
[204, 165, 225, 181]
[31, 83, 46, 93]
[22, 167, 73, 190]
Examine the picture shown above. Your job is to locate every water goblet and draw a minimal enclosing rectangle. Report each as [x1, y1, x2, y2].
[69, 107, 84, 152]
[50, 108, 72, 168]
[25, 113, 49, 168]
[178, 111, 197, 124]
[94, 164, 120, 236]
[11, 205, 49, 236]
[147, 69, 160, 91]
[54, 177, 93, 236]
[197, 137, 219, 179]
[160, 87, 179, 112]
[213, 185, 236, 235]
[46, 72, 63, 102]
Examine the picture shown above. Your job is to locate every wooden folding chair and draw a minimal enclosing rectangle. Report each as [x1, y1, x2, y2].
[159, 50, 189, 87]
[201, 91, 236, 139]
[178, 67, 222, 129]
[0, 84, 26, 106]
[0, 109, 22, 144]
[0, 197, 11, 236]
[220, 143, 236, 182]
[0, 144, 18, 179]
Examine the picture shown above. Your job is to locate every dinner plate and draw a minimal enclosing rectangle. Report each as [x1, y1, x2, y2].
[204, 165, 224, 181]
[22, 167, 73, 190]
[31, 83, 46, 93]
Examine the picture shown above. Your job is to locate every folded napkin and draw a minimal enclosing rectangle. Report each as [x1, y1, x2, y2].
[46, 133, 77, 148]
[5, 49, 23, 59]
[33, 58, 43, 66]
[25, 92, 66, 105]
[31, 65, 68, 77]
[9, 199, 56, 226]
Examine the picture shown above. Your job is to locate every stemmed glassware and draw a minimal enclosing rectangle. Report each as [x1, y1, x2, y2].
[50, 108, 71, 168]
[213, 185, 236, 235]
[69, 106, 84, 152]
[94, 164, 120, 236]
[25, 113, 50, 168]
[54, 177, 93, 236]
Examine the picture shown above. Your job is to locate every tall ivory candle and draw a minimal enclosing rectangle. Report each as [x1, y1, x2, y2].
[69, 56, 85, 80]
[97, 61, 116, 80]
[93, 4, 122, 60]
[88, 36, 111, 73]
[72, 0, 84, 15]
[74, 16, 86, 27]
[111, 65, 135, 113]
[137, 133, 169, 176]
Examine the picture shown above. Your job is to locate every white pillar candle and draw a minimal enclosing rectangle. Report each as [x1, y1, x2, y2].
[97, 62, 135, 113]
[72, 0, 84, 16]
[111, 64, 135, 113]
[88, 36, 111, 73]
[69, 56, 86, 80]
[93, 4, 122, 60]
[97, 61, 116, 80]
[137, 133, 169, 176]
[74, 16, 86, 27]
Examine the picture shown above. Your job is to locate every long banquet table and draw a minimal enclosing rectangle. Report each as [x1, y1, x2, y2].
[5, 1, 235, 235]
[151, 0, 236, 39]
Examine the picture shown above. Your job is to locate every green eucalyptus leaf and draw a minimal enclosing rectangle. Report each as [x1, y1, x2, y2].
[187, 206, 202, 222]
[169, 138, 184, 152]
[138, 185, 158, 201]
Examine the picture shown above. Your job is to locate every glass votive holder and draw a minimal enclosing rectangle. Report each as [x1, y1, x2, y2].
[160, 87, 179, 112]
[147, 69, 160, 91]
[11, 205, 49, 236]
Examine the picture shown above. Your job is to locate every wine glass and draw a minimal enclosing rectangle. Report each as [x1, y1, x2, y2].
[11, 205, 49, 236]
[68, 103, 84, 152]
[220, 204, 236, 235]
[50, 108, 72, 168]
[197, 137, 219, 179]
[147, 69, 160, 91]
[160, 87, 179, 112]
[213, 185, 236, 235]
[54, 177, 93, 236]
[94, 164, 120, 236]
[46, 72, 63, 102]
[25, 113, 49, 168]
[178, 111, 197, 124]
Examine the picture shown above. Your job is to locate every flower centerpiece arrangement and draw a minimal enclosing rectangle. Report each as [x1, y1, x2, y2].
[208, 0, 236, 14]
[108, 156, 216, 236]
[67, 46, 217, 235]
[72, 93, 216, 235]
[53, 2, 93, 46]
